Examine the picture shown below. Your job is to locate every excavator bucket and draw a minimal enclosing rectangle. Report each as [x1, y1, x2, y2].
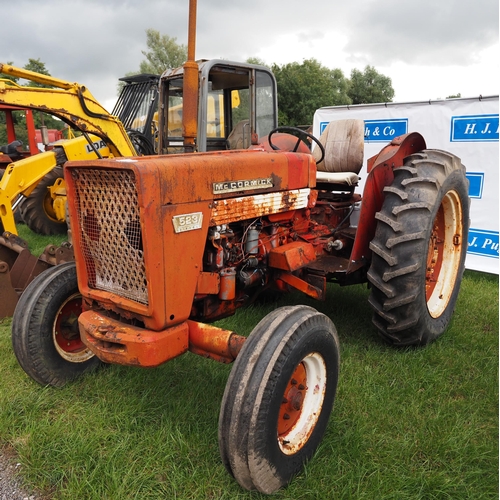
[0, 232, 74, 318]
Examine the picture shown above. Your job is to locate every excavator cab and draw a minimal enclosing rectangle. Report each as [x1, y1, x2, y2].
[158, 60, 278, 153]
[112, 74, 160, 155]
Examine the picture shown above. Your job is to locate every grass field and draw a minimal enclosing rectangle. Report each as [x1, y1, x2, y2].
[0, 228, 498, 499]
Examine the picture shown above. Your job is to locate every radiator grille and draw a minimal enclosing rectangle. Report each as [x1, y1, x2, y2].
[71, 168, 148, 305]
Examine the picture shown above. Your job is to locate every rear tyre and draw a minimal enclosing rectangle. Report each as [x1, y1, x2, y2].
[20, 166, 67, 235]
[12, 262, 101, 387]
[219, 305, 340, 493]
[368, 150, 469, 346]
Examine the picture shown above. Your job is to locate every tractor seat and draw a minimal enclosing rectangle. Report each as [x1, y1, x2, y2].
[227, 120, 250, 150]
[316, 171, 359, 186]
[313, 119, 364, 187]
[0, 140, 23, 157]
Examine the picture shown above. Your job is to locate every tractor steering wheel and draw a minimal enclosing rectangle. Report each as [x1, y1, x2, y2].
[268, 126, 325, 165]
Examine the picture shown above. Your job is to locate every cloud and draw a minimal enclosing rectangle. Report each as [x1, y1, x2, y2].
[0, 0, 497, 105]
[342, 0, 499, 66]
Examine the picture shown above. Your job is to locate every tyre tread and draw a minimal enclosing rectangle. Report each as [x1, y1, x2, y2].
[368, 149, 469, 346]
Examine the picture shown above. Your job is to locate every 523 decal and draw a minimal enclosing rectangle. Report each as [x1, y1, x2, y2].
[172, 212, 203, 233]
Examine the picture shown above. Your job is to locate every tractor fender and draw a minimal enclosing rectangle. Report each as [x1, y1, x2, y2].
[348, 133, 427, 271]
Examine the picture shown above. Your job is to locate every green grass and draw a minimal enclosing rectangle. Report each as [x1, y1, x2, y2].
[0, 265, 497, 499]
[15, 224, 67, 257]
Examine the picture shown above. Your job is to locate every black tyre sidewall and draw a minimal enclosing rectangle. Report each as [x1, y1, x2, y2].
[220, 307, 298, 490]
[249, 321, 339, 484]
[368, 151, 470, 346]
[12, 262, 100, 387]
[220, 305, 339, 493]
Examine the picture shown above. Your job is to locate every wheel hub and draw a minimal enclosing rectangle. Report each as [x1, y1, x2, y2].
[278, 363, 307, 435]
[53, 293, 94, 362]
[425, 190, 463, 318]
[277, 352, 327, 455]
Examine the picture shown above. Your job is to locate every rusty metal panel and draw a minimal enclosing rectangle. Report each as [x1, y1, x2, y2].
[350, 133, 428, 268]
[210, 189, 310, 226]
[196, 272, 220, 294]
[269, 241, 317, 272]
[366, 132, 426, 173]
[0, 261, 20, 318]
[65, 161, 167, 329]
[78, 310, 189, 367]
[65, 149, 316, 331]
[276, 271, 325, 300]
[162, 201, 213, 326]
[154, 149, 314, 204]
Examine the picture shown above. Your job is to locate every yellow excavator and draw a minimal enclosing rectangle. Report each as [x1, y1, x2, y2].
[0, 63, 160, 317]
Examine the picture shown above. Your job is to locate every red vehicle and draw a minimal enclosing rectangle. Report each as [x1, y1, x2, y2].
[0, 104, 39, 171]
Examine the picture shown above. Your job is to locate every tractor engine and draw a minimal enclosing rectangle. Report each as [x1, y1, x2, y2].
[193, 192, 356, 322]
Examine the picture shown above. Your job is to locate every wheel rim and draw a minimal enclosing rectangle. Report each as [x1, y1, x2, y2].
[53, 292, 94, 362]
[277, 352, 327, 455]
[43, 189, 60, 222]
[426, 190, 464, 318]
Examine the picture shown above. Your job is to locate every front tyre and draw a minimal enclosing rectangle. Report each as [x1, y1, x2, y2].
[218, 305, 340, 494]
[11, 262, 101, 387]
[368, 150, 469, 346]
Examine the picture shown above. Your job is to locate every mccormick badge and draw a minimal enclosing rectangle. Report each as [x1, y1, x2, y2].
[213, 178, 273, 195]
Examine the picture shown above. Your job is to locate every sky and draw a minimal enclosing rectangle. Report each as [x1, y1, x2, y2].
[1, 0, 498, 112]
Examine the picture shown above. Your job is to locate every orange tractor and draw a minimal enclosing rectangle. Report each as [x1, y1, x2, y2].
[11, 2, 470, 494]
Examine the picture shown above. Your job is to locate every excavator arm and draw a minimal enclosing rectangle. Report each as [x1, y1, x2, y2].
[0, 63, 137, 158]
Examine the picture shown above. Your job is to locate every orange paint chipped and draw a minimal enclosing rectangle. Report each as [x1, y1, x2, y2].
[78, 310, 189, 367]
[210, 189, 310, 226]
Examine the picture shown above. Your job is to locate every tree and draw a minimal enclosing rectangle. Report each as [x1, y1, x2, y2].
[23, 58, 52, 87]
[119, 30, 188, 94]
[348, 66, 394, 104]
[139, 29, 187, 75]
[272, 59, 351, 127]
[246, 57, 268, 67]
